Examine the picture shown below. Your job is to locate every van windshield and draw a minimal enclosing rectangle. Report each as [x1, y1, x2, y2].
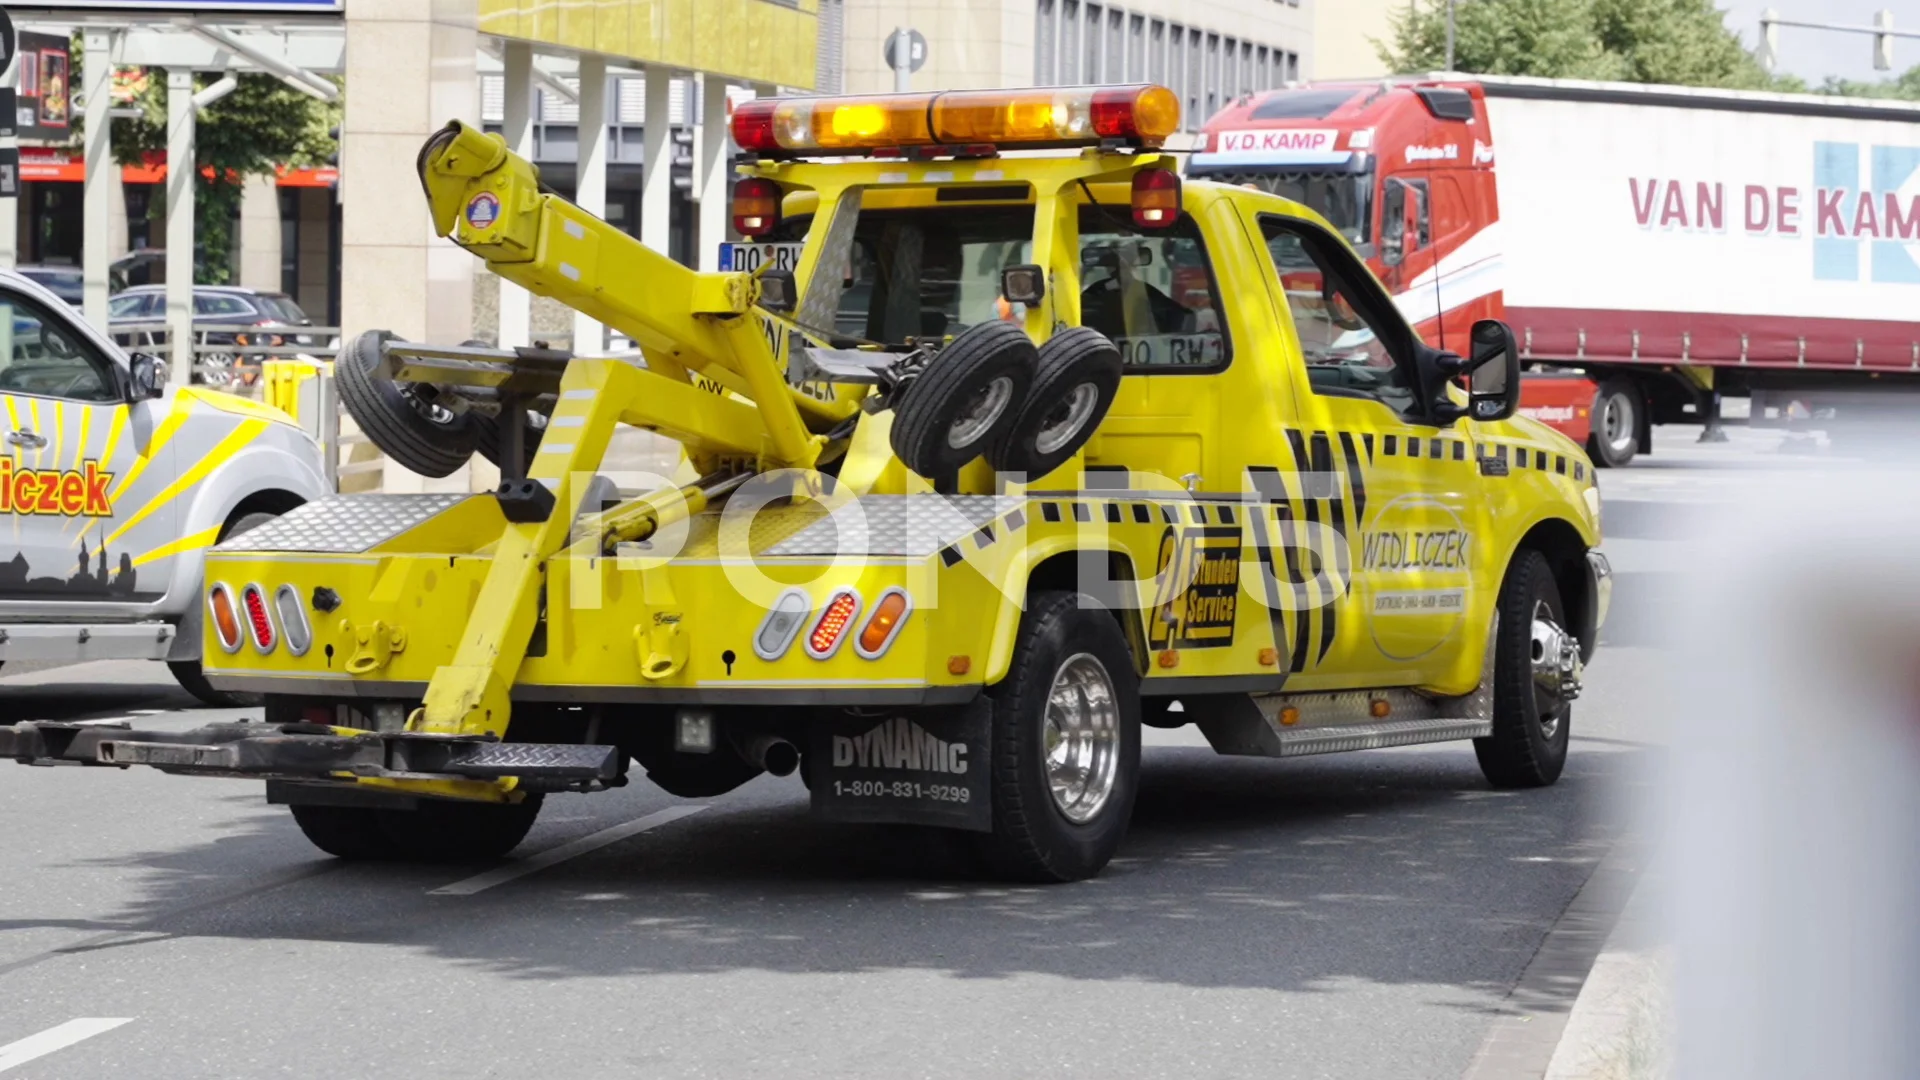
[774, 201, 1229, 371]
[1192, 167, 1374, 248]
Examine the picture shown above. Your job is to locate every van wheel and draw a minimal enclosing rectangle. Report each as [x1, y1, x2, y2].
[169, 510, 281, 708]
[889, 321, 1035, 479]
[1473, 549, 1573, 788]
[988, 327, 1122, 478]
[1587, 379, 1640, 467]
[337, 329, 477, 478]
[290, 795, 543, 862]
[976, 591, 1141, 883]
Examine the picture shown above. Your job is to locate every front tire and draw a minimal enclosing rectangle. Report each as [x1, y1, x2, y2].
[977, 591, 1141, 883]
[290, 795, 544, 862]
[1473, 549, 1572, 788]
[337, 329, 477, 478]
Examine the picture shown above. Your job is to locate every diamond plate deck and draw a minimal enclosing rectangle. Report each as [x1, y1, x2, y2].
[760, 495, 1017, 557]
[1274, 717, 1493, 757]
[218, 494, 471, 553]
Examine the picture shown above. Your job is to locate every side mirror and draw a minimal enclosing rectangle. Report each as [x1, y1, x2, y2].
[1466, 319, 1521, 422]
[129, 353, 168, 400]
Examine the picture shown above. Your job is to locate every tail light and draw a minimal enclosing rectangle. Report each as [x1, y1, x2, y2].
[804, 588, 862, 660]
[855, 588, 912, 659]
[1131, 168, 1181, 228]
[274, 584, 312, 656]
[732, 177, 782, 238]
[240, 583, 276, 652]
[207, 584, 243, 653]
[754, 588, 811, 661]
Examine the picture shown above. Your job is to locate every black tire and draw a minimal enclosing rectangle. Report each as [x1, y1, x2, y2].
[169, 510, 282, 708]
[890, 321, 1036, 479]
[988, 327, 1122, 478]
[337, 329, 477, 478]
[1473, 549, 1572, 788]
[977, 591, 1141, 883]
[290, 795, 544, 863]
[1587, 379, 1640, 468]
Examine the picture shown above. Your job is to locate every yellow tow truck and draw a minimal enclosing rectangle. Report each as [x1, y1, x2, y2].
[0, 85, 1610, 882]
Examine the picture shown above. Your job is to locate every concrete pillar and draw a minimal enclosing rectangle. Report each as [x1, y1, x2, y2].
[237, 175, 282, 292]
[105, 168, 129, 264]
[341, 0, 477, 492]
[641, 69, 673, 256]
[296, 187, 331, 319]
[165, 69, 197, 384]
[496, 41, 534, 350]
[572, 55, 607, 355]
[695, 75, 731, 272]
[81, 29, 117, 331]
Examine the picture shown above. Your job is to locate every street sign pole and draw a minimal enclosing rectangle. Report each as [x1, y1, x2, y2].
[885, 27, 927, 93]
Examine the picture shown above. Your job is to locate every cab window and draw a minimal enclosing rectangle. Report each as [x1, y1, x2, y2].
[1258, 215, 1416, 414]
[779, 201, 1229, 372]
[0, 289, 118, 403]
[194, 294, 253, 318]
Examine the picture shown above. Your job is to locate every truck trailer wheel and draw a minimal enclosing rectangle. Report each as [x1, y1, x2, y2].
[988, 327, 1122, 478]
[337, 329, 478, 478]
[1473, 549, 1573, 788]
[169, 510, 282, 708]
[1587, 379, 1640, 467]
[890, 320, 1035, 479]
[976, 591, 1141, 883]
[290, 795, 544, 863]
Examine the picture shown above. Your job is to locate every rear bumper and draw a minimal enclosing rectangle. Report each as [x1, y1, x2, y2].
[201, 672, 981, 707]
[1581, 550, 1613, 662]
[0, 721, 621, 793]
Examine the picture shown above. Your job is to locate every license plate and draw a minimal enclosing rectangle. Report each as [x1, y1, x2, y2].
[809, 700, 992, 832]
[718, 241, 805, 273]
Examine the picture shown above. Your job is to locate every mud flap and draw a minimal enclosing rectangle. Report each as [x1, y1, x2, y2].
[809, 698, 992, 832]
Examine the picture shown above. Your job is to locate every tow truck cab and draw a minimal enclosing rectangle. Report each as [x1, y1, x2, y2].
[0, 84, 1609, 883]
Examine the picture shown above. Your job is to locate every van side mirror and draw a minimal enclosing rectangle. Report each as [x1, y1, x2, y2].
[1466, 319, 1521, 422]
[129, 353, 168, 399]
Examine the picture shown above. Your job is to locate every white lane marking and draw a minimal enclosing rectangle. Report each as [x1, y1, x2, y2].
[0, 1018, 133, 1074]
[429, 806, 708, 896]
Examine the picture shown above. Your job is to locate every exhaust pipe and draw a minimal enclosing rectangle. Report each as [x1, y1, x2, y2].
[740, 734, 800, 777]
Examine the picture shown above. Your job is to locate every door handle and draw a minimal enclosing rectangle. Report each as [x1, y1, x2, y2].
[5, 429, 47, 449]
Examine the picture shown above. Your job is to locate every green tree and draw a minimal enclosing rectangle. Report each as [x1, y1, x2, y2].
[1818, 64, 1920, 100]
[1377, 0, 1774, 89]
[111, 73, 340, 284]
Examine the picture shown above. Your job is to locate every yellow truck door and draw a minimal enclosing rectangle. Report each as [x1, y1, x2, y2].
[1246, 210, 1485, 691]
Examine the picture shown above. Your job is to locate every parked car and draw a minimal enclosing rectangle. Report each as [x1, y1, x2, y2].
[108, 285, 318, 387]
[17, 265, 83, 307]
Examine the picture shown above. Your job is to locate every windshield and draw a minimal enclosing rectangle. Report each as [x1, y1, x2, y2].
[1197, 169, 1374, 247]
[775, 201, 1229, 371]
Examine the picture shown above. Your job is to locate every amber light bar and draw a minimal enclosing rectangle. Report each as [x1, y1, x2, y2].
[731, 85, 1180, 157]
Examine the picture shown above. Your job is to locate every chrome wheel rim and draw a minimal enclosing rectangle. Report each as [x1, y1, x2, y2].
[1043, 652, 1120, 824]
[1529, 600, 1574, 739]
[947, 375, 1014, 449]
[1035, 382, 1099, 455]
[1601, 393, 1633, 452]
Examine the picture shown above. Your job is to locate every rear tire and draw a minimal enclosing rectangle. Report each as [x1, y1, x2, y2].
[1587, 379, 1640, 468]
[290, 795, 544, 862]
[337, 329, 477, 478]
[890, 321, 1035, 479]
[1473, 550, 1572, 788]
[169, 510, 282, 708]
[976, 591, 1141, 883]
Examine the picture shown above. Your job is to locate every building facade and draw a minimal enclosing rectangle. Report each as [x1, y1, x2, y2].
[835, 0, 1316, 135]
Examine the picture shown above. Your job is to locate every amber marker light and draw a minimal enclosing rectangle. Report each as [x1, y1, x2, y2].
[208, 584, 243, 653]
[1369, 699, 1392, 719]
[855, 588, 913, 659]
[1280, 706, 1301, 726]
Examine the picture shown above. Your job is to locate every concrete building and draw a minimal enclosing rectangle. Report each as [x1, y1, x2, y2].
[835, 0, 1315, 135]
[1313, 0, 1401, 80]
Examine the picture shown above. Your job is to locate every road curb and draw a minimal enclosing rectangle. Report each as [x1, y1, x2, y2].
[1460, 840, 1648, 1080]
[1543, 876, 1669, 1080]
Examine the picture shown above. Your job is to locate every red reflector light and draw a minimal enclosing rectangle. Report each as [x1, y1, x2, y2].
[730, 98, 781, 155]
[805, 589, 863, 660]
[1131, 168, 1182, 228]
[241, 584, 276, 652]
[732, 177, 782, 238]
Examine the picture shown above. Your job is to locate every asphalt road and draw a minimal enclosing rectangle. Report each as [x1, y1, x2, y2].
[0, 429, 1794, 1079]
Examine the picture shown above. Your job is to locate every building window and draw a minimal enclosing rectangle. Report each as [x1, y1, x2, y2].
[815, 0, 844, 94]
[1036, 0, 1057, 84]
